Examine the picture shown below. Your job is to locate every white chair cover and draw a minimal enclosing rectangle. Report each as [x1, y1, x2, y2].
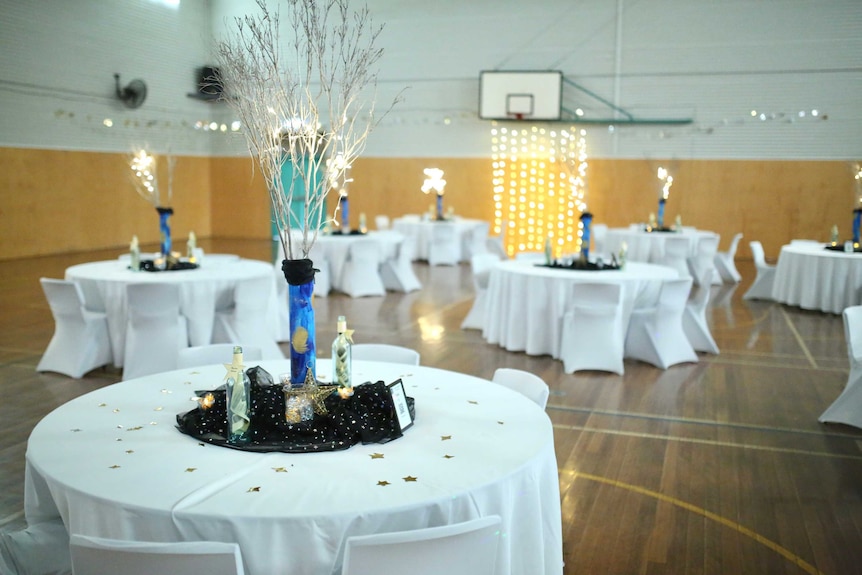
[624, 277, 698, 369]
[122, 283, 189, 381]
[514, 251, 545, 262]
[351, 343, 420, 365]
[742, 241, 776, 300]
[461, 253, 501, 330]
[375, 214, 391, 230]
[177, 343, 263, 369]
[659, 236, 692, 279]
[591, 223, 609, 259]
[462, 220, 490, 260]
[819, 305, 862, 429]
[36, 278, 113, 378]
[682, 269, 720, 354]
[486, 220, 508, 260]
[308, 242, 332, 298]
[491, 368, 550, 408]
[212, 275, 284, 360]
[714, 232, 743, 283]
[687, 235, 720, 286]
[380, 234, 422, 293]
[558, 282, 625, 375]
[70, 534, 245, 575]
[427, 223, 460, 266]
[340, 516, 501, 575]
[340, 239, 386, 297]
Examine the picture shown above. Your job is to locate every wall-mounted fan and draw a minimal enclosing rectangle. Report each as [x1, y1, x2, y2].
[114, 73, 147, 109]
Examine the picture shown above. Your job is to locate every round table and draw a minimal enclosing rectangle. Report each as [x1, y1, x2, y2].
[482, 260, 679, 358]
[604, 227, 719, 263]
[65, 258, 277, 366]
[392, 217, 486, 262]
[772, 242, 862, 314]
[312, 231, 404, 292]
[24, 360, 562, 575]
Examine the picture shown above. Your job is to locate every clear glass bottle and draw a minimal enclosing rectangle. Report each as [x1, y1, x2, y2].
[331, 315, 352, 389]
[129, 235, 141, 271]
[225, 345, 251, 444]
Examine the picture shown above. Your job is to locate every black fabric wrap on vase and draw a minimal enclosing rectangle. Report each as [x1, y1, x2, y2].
[175, 366, 415, 452]
[281, 258, 317, 286]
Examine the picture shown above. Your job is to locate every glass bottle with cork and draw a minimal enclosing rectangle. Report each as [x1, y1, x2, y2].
[331, 315, 353, 397]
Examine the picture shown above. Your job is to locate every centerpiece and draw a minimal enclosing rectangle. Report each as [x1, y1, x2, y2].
[421, 167, 447, 220]
[653, 166, 673, 231]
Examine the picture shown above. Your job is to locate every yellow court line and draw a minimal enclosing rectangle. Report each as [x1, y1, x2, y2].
[574, 472, 826, 575]
[553, 423, 862, 461]
[781, 306, 819, 368]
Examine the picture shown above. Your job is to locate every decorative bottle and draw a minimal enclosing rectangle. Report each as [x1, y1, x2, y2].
[129, 235, 141, 271]
[225, 345, 251, 445]
[331, 316, 352, 392]
[544, 236, 553, 265]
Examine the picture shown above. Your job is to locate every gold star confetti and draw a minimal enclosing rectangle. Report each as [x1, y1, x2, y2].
[443, 454, 454, 459]
[98, 403, 106, 407]
[370, 453, 384, 459]
[247, 486, 261, 492]
[115, 438, 123, 442]
[468, 400, 478, 405]
[403, 476, 417, 482]
[109, 465, 121, 469]
[154, 406, 163, 411]
[185, 468, 197, 472]
[71, 428, 81, 433]
[272, 467, 288, 473]
[128, 426, 143, 431]
[113, 409, 120, 413]
[498, 421, 505, 425]
[125, 450, 134, 454]
[441, 435, 452, 441]
[377, 480, 390, 486]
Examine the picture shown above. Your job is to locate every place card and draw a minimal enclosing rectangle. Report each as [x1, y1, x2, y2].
[388, 379, 413, 431]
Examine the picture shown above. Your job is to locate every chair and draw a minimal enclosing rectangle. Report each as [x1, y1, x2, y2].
[340, 239, 386, 297]
[462, 221, 490, 260]
[375, 215, 391, 230]
[485, 220, 508, 260]
[122, 283, 189, 381]
[659, 236, 692, 278]
[491, 368, 550, 408]
[340, 516, 501, 575]
[427, 223, 460, 266]
[682, 269, 720, 354]
[514, 251, 545, 263]
[36, 278, 113, 378]
[380, 234, 422, 293]
[69, 534, 245, 575]
[559, 282, 625, 375]
[308, 242, 332, 298]
[687, 235, 720, 286]
[591, 223, 609, 259]
[213, 276, 284, 359]
[177, 343, 263, 369]
[819, 306, 862, 429]
[461, 253, 501, 330]
[742, 241, 776, 300]
[352, 343, 420, 365]
[624, 277, 699, 369]
[713, 232, 743, 283]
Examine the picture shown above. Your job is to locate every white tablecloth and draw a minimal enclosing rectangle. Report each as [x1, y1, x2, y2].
[24, 359, 562, 575]
[392, 217, 486, 262]
[604, 227, 719, 263]
[772, 242, 862, 314]
[313, 231, 404, 291]
[65, 258, 277, 366]
[482, 260, 679, 358]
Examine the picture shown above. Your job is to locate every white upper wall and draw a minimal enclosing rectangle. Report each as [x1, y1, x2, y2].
[1, 0, 860, 159]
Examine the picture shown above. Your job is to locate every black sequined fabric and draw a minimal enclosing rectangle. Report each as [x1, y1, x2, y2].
[176, 366, 414, 452]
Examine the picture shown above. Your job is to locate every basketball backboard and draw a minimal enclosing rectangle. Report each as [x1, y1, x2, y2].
[479, 71, 563, 121]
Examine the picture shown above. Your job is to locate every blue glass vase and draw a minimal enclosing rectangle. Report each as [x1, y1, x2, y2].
[580, 212, 593, 260]
[657, 199, 666, 229]
[436, 193, 444, 220]
[341, 197, 349, 231]
[854, 209, 861, 244]
[282, 259, 317, 386]
[156, 206, 173, 256]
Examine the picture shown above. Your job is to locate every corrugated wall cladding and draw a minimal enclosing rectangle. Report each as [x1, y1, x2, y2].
[1, 0, 861, 159]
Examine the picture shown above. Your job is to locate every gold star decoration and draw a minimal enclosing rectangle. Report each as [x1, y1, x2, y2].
[154, 406, 163, 411]
[125, 450, 134, 454]
[441, 435, 452, 441]
[468, 400, 478, 405]
[113, 408, 120, 413]
[498, 421, 505, 425]
[71, 428, 81, 433]
[443, 454, 454, 459]
[272, 467, 288, 473]
[223, 357, 245, 384]
[185, 467, 197, 472]
[247, 486, 261, 493]
[109, 465, 121, 469]
[370, 453, 384, 459]
[403, 476, 418, 482]
[377, 480, 390, 486]
[98, 403, 106, 407]
[302, 368, 334, 415]
[128, 426, 143, 431]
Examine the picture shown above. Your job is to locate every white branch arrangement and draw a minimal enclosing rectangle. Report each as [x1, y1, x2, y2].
[215, 0, 400, 261]
[129, 148, 176, 208]
[559, 128, 589, 213]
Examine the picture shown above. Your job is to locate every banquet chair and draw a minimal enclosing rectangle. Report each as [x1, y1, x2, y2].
[70, 534, 245, 575]
[177, 343, 263, 369]
[462, 221, 490, 260]
[659, 236, 692, 278]
[0, 518, 71, 575]
[352, 344, 420, 365]
[713, 232, 743, 283]
[272, 266, 291, 342]
[682, 269, 720, 354]
[491, 368, 550, 408]
[742, 241, 776, 300]
[818, 305, 862, 429]
[485, 220, 508, 260]
[375, 214, 391, 230]
[340, 239, 386, 297]
[515, 251, 545, 263]
[624, 277, 699, 369]
[461, 253, 501, 330]
[340, 515, 501, 575]
[122, 283, 189, 381]
[380, 234, 422, 293]
[427, 222, 460, 266]
[308, 241, 332, 297]
[212, 275, 284, 360]
[36, 278, 113, 378]
[591, 223, 609, 259]
[687, 235, 720, 286]
[559, 282, 625, 375]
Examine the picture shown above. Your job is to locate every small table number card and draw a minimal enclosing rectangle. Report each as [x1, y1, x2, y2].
[388, 379, 413, 431]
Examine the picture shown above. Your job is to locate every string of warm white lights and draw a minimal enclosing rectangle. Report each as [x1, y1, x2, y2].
[490, 124, 588, 258]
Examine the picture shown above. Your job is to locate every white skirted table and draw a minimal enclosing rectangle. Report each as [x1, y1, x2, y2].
[772, 242, 862, 314]
[24, 359, 562, 575]
[482, 260, 679, 358]
[311, 230, 404, 292]
[65, 258, 277, 366]
[391, 216, 485, 262]
[604, 227, 719, 263]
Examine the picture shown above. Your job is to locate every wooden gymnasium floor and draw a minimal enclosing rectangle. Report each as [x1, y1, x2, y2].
[1, 238, 861, 575]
